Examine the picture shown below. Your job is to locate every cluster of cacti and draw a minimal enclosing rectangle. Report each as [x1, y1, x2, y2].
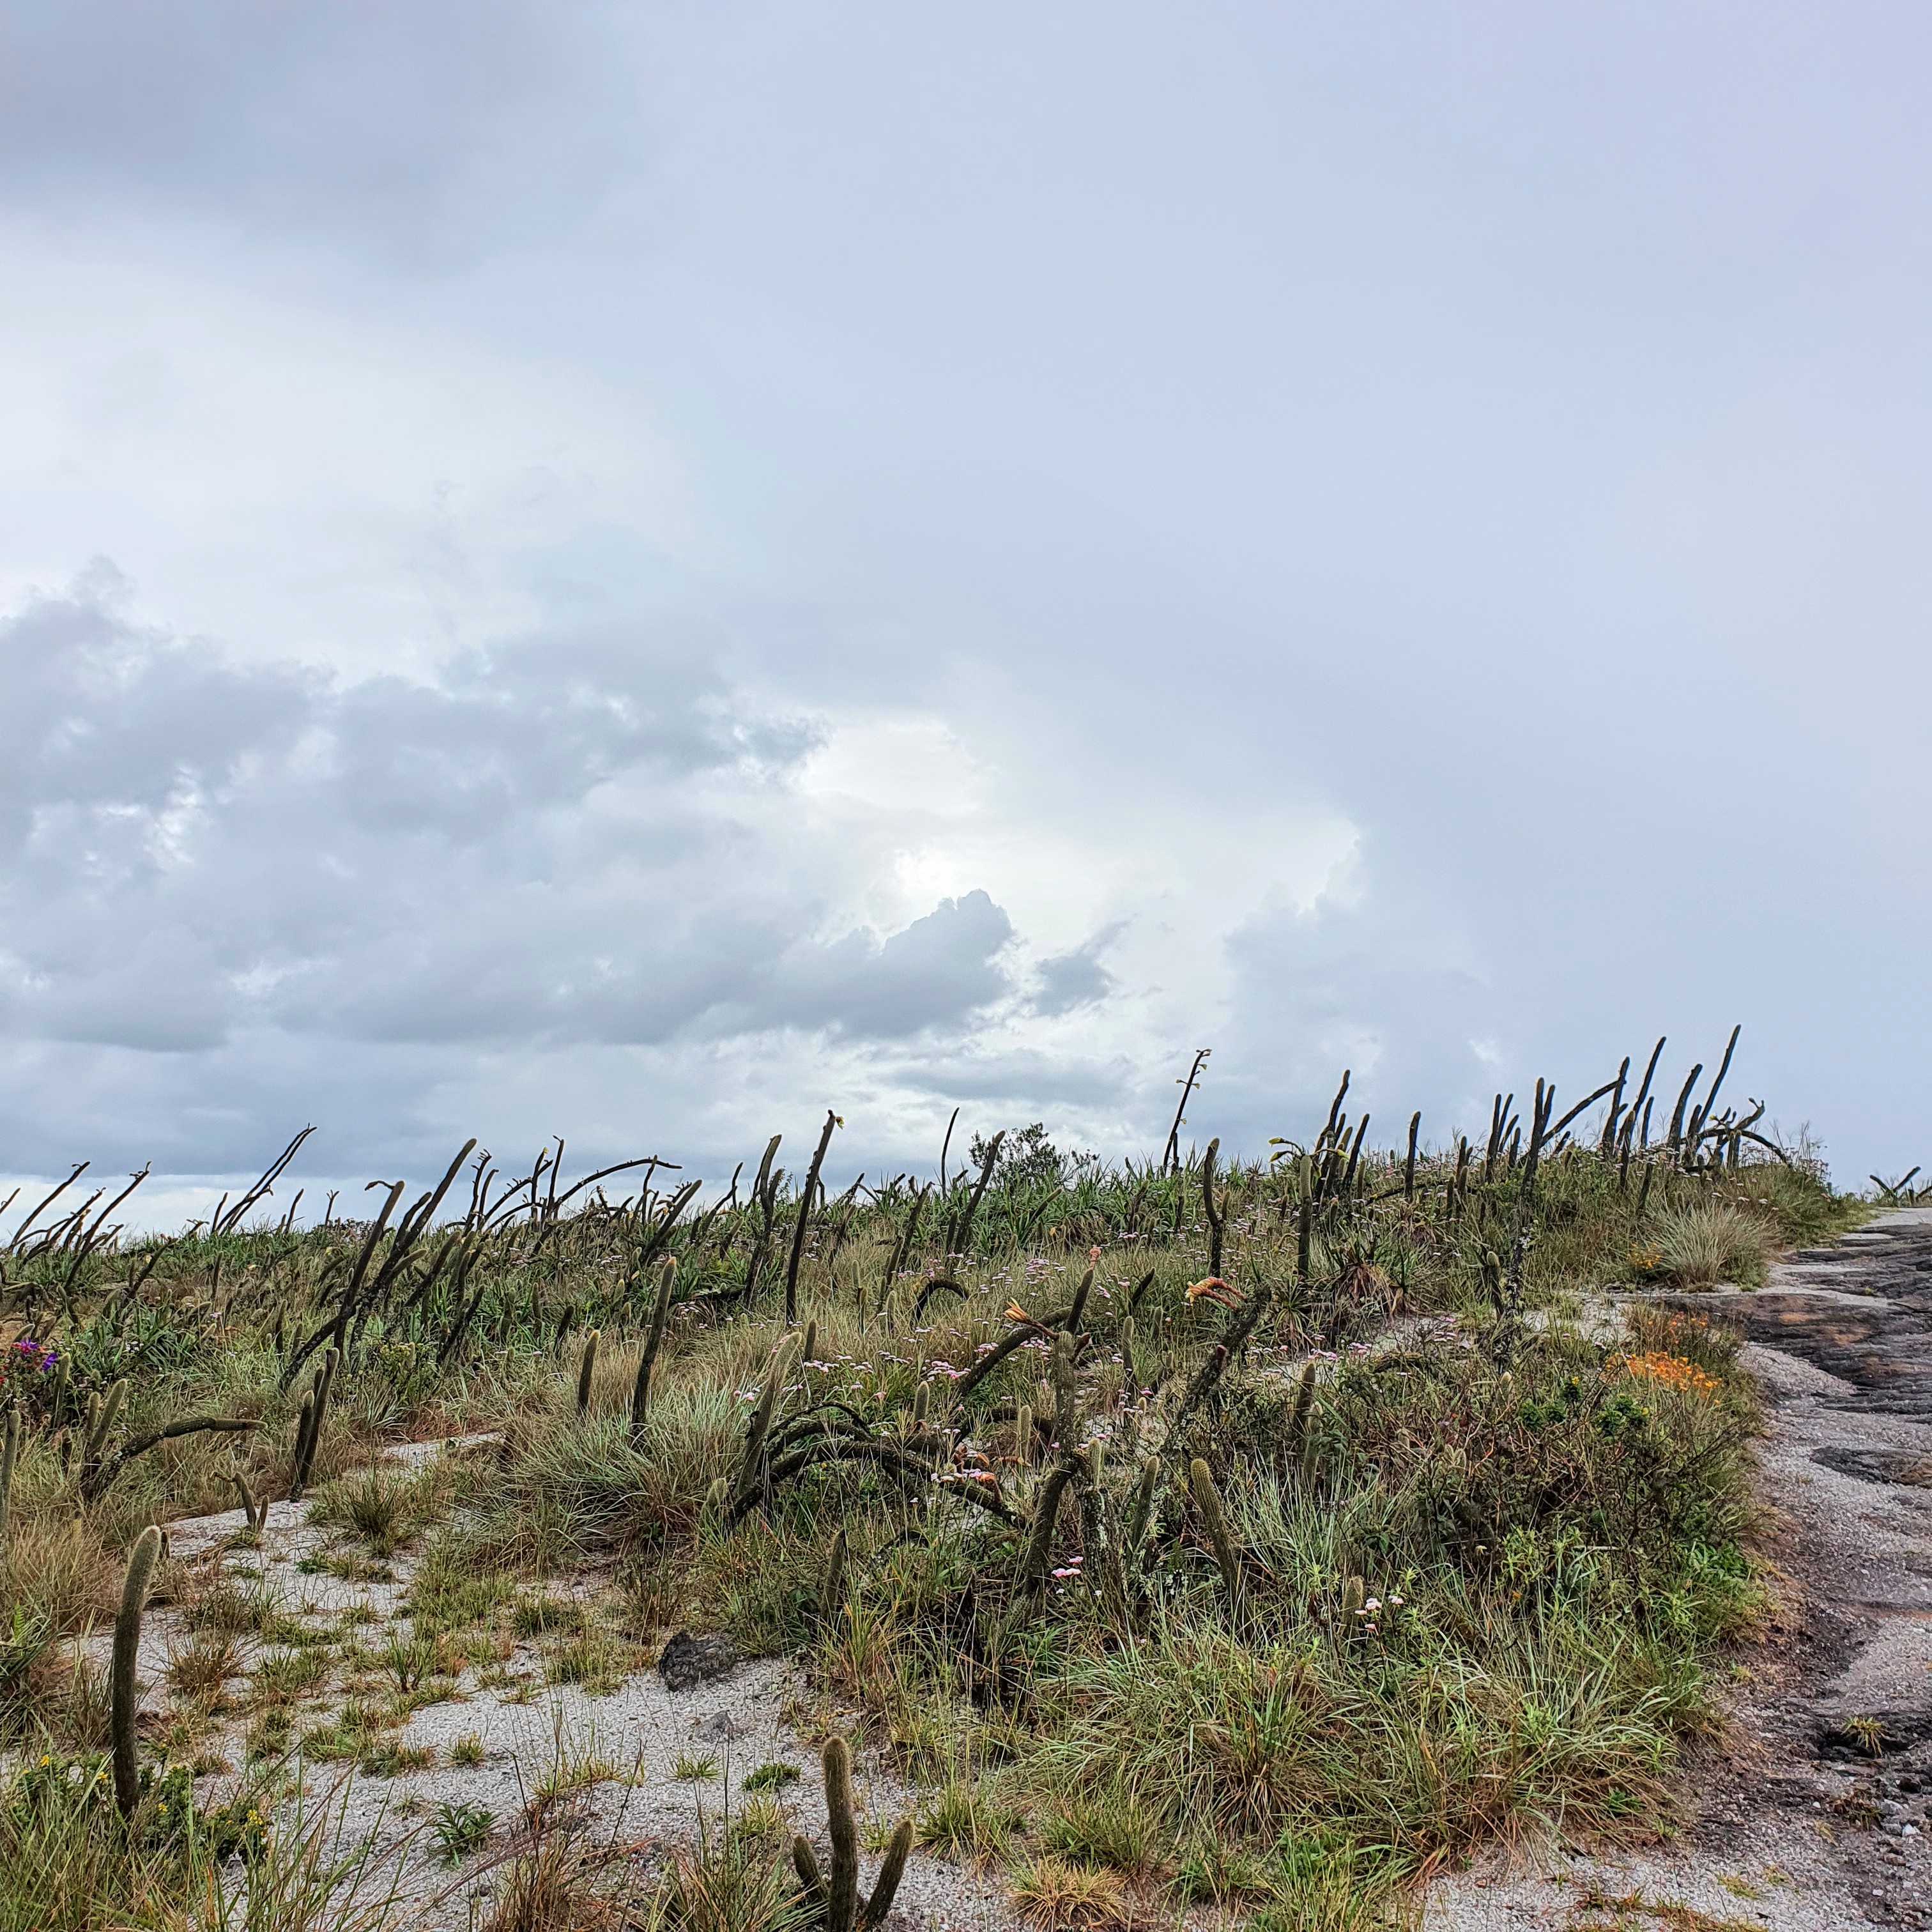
[289, 1346, 338, 1500]
[792, 1737, 912, 1932]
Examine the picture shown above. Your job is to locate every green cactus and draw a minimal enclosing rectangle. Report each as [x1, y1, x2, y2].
[575, 1328, 600, 1413]
[1188, 1457, 1243, 1604]
[1049, 1332, 1080, 1450]
[1064, 1264, 1094, 1335]
[84, 1377, 127, 1464]
[1201, 1138, 1225, 1280]
[112, 1525, 164, 1816]
[232, 1469, 266, 1534]
[1118, 1315, 1138, 1392]
[629, 1257, 678, 1442]
[290, 1347, 339, 1501]
[1126, 1455, 1160, 1554]
[1285, 1362, 1317, 1460]
[792, 1736, 912, 1932]
[1015, 1403, 1034, 1466]
[819, 1527, 847, 1628]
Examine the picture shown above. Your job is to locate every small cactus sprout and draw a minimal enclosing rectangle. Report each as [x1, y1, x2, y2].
[112, 1525, 164, 1815]
[575, 1329, 600, 1413]
[911, 1380, 930, 1427]
[802, 1319, 818, 1367]
[1015, 1404, 1034, 1465]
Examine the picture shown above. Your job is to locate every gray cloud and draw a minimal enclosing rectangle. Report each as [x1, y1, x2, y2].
[0, 3, 624, 265]
[7, 4, 1932, 1199]
[0, 575, 1029, 1172]
[1029, 923, 1123, 1018]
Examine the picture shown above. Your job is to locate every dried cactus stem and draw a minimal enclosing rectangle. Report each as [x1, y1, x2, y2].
[112, 1524, 164, 1816]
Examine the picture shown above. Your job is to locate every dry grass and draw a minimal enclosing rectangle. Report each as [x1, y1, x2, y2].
[1009, 1854, 1133, 1930]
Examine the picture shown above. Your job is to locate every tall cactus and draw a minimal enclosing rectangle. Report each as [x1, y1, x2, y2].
[112, 1525, 164, 1815]
[85, 1378, 128, 1461]
[629, 1257, 678, 1443]
[792, 1736, 912, 1932]
[0, 1407, 19, 1544]
[575, 1329, 600, 1413]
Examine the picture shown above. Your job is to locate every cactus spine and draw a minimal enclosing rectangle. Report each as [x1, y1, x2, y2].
[629, 1258, 677, 1441]
[793, 1735, 912, 1932]
[112, 1525, 164, 1815]
[575, 1329, 600, 1413]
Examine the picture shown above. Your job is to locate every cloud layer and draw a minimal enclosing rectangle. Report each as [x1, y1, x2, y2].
[6, 3, 1931, 1208]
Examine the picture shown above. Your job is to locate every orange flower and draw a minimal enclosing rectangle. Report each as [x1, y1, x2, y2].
[1185, 1276, 1241, 1310]
[1004, 1301, 1031, 1324]
[1610, 1351, 1721, 1400]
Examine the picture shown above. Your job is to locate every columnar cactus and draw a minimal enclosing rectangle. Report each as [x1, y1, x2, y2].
[112, 1525, 164, 1816]
[792, 1736, 912, 1932]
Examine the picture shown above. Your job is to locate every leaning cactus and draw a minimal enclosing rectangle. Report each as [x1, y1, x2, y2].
[629, 1258, 678, 1443]
[792, 1735, 912, 1932]
[112, 1525, 164, 1815]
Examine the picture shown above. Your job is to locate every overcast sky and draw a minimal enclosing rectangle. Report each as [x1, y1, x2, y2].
[4, 3, 1929, 1221]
